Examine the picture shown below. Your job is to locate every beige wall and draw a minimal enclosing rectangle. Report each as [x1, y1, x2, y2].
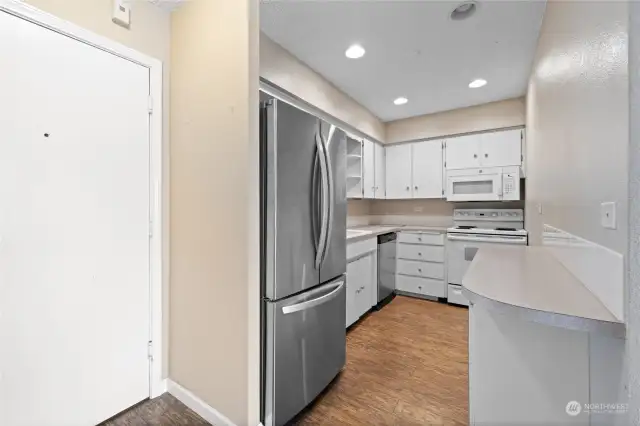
[525, 0, 628, 253]
[347, 199, 372, 217]
[386, 97, 526, 144]
[370, 199, 453, 217]
[260, 33, 386, 142]
[170, 0, 259, 425]
[25, 0, 173, 381]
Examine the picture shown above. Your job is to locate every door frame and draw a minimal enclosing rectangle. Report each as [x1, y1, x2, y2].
[0, 0, 166, 398]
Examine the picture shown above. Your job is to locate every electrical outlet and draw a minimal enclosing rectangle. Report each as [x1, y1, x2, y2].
[601, 202, 616, 229]
[112, 0, 131, 28]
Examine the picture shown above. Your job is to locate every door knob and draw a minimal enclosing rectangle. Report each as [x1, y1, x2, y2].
[406, 186, 410, 190]
[473, 154, 478, 158]
[415, 186, 418, 190]
[485, 153, 488, 158]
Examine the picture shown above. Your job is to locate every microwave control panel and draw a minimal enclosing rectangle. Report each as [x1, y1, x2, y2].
[503, 174, 516, 195]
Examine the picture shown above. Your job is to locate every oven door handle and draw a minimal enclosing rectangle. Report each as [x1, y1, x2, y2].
[447, 235, 527, 244]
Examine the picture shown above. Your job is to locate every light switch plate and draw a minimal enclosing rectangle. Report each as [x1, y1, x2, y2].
[112, 0, 130, 28]
[601, 202, 617, 229]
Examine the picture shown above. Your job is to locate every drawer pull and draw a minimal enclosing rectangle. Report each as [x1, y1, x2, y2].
[418, 268, 422, 272]
[418, 252, 422, 256]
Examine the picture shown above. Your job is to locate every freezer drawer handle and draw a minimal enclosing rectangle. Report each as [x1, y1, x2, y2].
[282, 281, 344, 315]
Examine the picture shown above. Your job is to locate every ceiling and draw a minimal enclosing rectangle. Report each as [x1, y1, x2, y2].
[261, 0, 546, 122]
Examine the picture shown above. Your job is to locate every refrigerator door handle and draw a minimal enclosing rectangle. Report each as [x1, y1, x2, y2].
[311, 146, 320, 250]
[320, 125, 336, 268]
[281, 280, 344, 315]
[315, 124, 330, 269]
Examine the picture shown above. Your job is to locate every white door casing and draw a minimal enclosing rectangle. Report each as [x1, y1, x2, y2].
[0, 2, 164, 425]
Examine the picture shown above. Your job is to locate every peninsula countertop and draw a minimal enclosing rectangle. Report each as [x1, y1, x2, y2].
[462, 246, 625, 338]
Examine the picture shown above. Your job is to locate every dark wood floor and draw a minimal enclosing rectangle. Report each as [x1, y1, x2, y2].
[292, 295, 469, 425]
[107, 296, 468, 426]
[101, 394, 208, 426]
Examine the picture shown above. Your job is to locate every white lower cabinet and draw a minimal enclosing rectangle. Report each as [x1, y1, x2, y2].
[346, 238, 377, 328]
[447, 284, 468, 306]
[396, 231, 446, 299]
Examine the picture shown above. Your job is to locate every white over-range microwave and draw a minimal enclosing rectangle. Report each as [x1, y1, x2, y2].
[446, 166, 521, 202]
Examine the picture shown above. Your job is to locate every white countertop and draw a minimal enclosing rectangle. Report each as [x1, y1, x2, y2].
[462, 246, 625, 337]
[346, 224, 448, 242]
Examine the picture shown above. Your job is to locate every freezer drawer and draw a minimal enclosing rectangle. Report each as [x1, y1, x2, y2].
[264, 277, 346, 426]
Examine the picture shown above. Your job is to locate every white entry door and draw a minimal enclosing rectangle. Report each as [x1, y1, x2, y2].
[0, 11, 151, 426]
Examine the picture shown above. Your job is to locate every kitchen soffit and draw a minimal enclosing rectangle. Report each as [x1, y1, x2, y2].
[260, 0, 546, 122]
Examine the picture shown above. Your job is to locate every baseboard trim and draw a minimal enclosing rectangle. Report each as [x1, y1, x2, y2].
[167, 380, 236, 426]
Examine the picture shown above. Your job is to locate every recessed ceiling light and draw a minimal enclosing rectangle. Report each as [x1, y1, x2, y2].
[450, 1, 477, 21]
[394, 97, 408, 105]
[345, 44, 365, 59]
[469, 79, 487, 88]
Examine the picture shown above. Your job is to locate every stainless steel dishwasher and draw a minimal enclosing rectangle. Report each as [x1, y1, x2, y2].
[376, 232, 397, 308]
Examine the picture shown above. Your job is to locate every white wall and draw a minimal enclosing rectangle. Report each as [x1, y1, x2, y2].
[386, 97, 526, 144]
[525, 1, 628, 253]
[627, 1, 640, 422]
[260, 33, 386, 142]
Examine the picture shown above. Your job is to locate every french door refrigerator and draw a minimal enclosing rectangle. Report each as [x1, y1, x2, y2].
[260, 94, 347, 426]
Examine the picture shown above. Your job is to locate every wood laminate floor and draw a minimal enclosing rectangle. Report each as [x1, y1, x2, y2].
[292, 295, 469, 426]
[107, 296, 467, 426]
[101, 394, 208, 426]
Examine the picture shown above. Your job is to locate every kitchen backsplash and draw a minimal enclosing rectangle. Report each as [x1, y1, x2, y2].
[348, 199, 525, 227]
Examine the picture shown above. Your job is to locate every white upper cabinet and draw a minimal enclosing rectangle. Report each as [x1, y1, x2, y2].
[385, 144, 412, 199]
[445, 129, 523, 170]
[363, 139, 376, 198]
[374, 142, 386, 199]
[412, 140, 444, 199]
[445, 134, 481, 170]
[479, 129, 522, 168]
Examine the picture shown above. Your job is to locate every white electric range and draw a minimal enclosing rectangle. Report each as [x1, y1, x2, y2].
[446, 209, 528, 306]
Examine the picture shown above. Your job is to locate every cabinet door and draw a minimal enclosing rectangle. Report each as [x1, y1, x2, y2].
[480, 129, 522, 168]
[374, 143, 386, 199]
[412, 140, 444, 198]
[385, 144, 412, 199]
[445, 134, 481, 170]
[346, 258, 362, 327]
[363, 139, 375, 198]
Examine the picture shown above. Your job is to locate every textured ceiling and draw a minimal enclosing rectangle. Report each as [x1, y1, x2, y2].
[261, 0, 546, 122]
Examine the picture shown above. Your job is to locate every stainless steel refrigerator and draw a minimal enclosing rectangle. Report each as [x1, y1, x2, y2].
[260, 94, 347, 426]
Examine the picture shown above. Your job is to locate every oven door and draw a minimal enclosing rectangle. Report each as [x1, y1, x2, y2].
[446, 171, 502, 202]
[446, 233, 528, 285]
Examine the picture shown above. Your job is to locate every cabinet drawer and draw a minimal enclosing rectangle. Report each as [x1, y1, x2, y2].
[397, 259, 444, 280]
[397, 243, 444, 263]
[398, 232, 444, 246]
[447, 284, 469, 306]
[347, 237, 377, 261]
[397, 275, 446, 298]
